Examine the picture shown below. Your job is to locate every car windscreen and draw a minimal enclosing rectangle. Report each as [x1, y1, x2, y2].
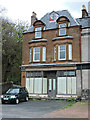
[6, 88, 20, 94]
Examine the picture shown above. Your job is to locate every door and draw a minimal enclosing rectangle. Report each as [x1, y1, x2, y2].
[48, 78, 56, 97]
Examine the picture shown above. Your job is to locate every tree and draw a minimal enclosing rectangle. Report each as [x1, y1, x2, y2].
[2, 18, 29, 84]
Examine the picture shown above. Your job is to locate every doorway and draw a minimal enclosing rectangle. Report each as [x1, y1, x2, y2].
[48, 78, 56, 97]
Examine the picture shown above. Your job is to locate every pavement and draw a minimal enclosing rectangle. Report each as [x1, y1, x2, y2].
[42, 102, 89, 118]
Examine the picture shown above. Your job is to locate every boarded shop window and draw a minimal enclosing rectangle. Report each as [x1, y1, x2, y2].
[67, 77, 76, 94]
[43, 78, 47, 93]
[33, 47, 40, 61]
[26, 78, 30, 93]
[29, 78, 34, 93]
[35, 27, 41, 38]
[59, 23, 66, 36]
[42, 47, 46, 61]
[58, 45, 66, 60]
[57, 77, 66, 94]
[34, 78, 42, 94]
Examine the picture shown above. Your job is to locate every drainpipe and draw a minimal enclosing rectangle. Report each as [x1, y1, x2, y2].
[80, 28, 82, 89]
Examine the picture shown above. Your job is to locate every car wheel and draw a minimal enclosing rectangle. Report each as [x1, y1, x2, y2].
[16, 98, 19, 104]
[25, 96, 29, 101]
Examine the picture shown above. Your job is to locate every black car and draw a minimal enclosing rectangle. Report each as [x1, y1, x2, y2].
[1, 87, 29, 104]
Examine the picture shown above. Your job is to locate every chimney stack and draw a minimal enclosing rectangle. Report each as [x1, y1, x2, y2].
[31, 12, 38, 26]
[82, 5, 88, 18]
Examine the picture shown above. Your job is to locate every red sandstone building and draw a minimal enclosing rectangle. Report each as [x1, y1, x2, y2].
[21, 5, 90, 97]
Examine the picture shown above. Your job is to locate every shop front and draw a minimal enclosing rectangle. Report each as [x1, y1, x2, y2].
[25, 70, 76, 97]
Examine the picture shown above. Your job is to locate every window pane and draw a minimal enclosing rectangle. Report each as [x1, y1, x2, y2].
[58, 45, 66, 60]
[34, 78, 42, 94]
[53, 79, 56, 90]
[57, 77, 66, 94]
[42, 47, 46, 61]
[68, 44, 72, 60]
[49, 79, 52, 90]
[59, 23, 66, 28]
[33, 47, 40, 61]
[35, 32, 41, 38]
[35, 27, 41, 31]
[43, 78, 47, 93]
[59, 28, 66, 35]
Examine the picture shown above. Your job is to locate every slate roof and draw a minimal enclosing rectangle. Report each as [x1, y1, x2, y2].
[76, 17, 90, 28]
[24, 10, 80, 33]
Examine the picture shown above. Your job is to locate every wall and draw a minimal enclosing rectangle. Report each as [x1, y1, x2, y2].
[22, 26, 81, 65]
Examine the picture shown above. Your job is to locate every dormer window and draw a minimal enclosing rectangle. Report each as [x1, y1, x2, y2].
[59, 23, 66, 36]
[35, 27, 42, 38]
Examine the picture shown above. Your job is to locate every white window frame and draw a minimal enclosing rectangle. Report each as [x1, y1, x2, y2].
[29, 48, 32, 62]
[33, 47, 40, 62]
[59, 23, 66, 36]
[35, 27, 42, 38]
[42, 47, 46, 61]
[58, 45, 66, 60]
[54, 46, 56, 61]
[68, 44, 72, 60]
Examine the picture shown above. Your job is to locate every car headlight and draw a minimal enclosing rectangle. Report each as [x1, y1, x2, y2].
[1, 95, 3, 98]
[10, 95, 16, 98]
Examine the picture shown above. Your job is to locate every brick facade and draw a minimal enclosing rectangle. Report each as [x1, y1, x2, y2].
[21, 7, 90, 97]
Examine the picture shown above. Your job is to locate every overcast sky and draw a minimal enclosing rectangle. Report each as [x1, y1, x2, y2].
[0, 0, 89, 25]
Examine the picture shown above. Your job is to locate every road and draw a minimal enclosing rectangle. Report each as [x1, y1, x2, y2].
[2, 100, 69, 118]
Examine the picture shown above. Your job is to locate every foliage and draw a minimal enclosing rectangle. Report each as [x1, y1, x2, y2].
[2, 18, 29, 84]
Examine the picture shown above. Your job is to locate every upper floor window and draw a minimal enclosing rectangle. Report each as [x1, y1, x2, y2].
[35, 27, 41, 38]
[42, 47, 46, 61]
[33, 47, 40, 62]
[58, 45, 66, 60]
[59, 23, 66, 36]
[68, 44, 72, 60]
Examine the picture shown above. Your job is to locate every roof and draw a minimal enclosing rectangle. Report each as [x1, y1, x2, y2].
[76, 17, 90, 28]
[24, 10, 80, 33]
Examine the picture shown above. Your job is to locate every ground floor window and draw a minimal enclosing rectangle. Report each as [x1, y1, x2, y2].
[26, 77, 47, 94]
[57, 77, 76, 95]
